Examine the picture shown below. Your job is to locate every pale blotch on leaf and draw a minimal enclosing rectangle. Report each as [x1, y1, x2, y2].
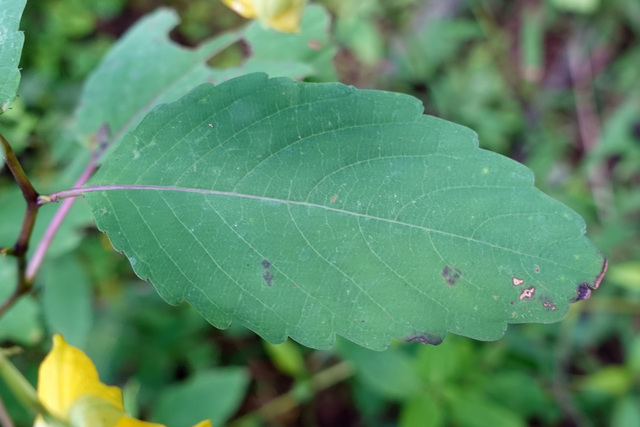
[511, 277, 524, 286]
[519, 287, 535, 300]
[542, 298, 557, 311]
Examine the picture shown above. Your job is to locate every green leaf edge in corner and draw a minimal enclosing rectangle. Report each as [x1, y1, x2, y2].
[0, 0, 26, 114]
[85, 73, 607, 351]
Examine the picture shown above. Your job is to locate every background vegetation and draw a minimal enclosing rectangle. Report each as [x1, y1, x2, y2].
[1, 0, 639, 426]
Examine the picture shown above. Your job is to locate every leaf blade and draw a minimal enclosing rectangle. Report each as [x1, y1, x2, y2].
[86, 74, 606, 350]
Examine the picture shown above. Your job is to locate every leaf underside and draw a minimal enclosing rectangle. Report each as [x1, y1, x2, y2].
[86, 74, 606, 350]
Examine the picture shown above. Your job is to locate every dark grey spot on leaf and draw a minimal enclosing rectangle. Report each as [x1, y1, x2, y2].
[261, 260, 273, 286]
[572, 283, 592, 302]
[402, 332, 443, 346]
[442, 266, 462, 286]
[263, 271, 274, 287]
[571, 258, 607, 303]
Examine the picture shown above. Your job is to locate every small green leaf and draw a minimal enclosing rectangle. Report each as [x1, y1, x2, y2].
[86, 74, 606, 350]
[482, 372, 557, 421]
[611, 396, 640, 427]
[152, 368, 249, 427]
[549, 0, 600, 14]
[449, 389, 525, 427]
[338, 339, 423, 400]
[0, 258, 43, 345]
[245, 5, 337, 81]
[581, 366, 633, 396]
[41, 257, 93, 348]
[0, 0, 26, 114]
[263, 340, 306, 377]
[400, 393, 444, 427]
[73, 6, 335, 149]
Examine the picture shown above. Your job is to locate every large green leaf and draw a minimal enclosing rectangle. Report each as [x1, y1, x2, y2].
[85, 74, 606, 350]
[73, 5, 334, 149]
[0, 0, 26, 114]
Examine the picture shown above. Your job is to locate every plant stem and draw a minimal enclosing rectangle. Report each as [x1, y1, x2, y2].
[552, 307, 592, 427]
[25, 124, 110, 283]
[26, 152, 100, 281]
[0, 131, 40, 317]
[0, 351, 69, 427]
[0, 132, 38, 208]
[230, 361, 353, 426]
[0, 394, 15, 427]
[568, 35, 614, 223]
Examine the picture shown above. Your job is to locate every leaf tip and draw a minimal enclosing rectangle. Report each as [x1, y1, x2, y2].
[571, 257, 608, 302]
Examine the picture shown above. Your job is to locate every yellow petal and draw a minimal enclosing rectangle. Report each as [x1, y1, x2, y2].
[264, 0, 305, 33]
[37, 335, 123, 421]
[222, 0, 257, 18]
[222, 0, 305, 33]
[191, 421, 212, 427]
[113, 415, 166, 427]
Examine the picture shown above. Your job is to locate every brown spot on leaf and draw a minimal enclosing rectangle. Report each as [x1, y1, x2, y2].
[261, 259, 271, 269]
[330, 194, 338, 203]
[442, 266, 462, 286]
[512, 277, 524, 286]
[535, 265, 540, 273]
[519, 286, 535, 300]
[593, 258, 608, 289]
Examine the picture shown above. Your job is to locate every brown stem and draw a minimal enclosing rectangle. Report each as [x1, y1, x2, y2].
[568, 36, 614, 223]
[230, 361, 353, 426]
[0, 131, 40, 317]
[26, 124, 109, 282]
[470, 2, 533, 112]
[26, 150, 101, 281]
[0, 392, 15, 427]
[0, 132, 38, 205]
[552, 308, 592, 427]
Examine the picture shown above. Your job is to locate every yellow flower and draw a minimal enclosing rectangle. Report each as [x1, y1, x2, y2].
[222, 0, 306, 32]
[34, 335, 211, 427]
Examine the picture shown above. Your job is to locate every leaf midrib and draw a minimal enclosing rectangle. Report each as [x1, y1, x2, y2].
[80, 183, 580, 270]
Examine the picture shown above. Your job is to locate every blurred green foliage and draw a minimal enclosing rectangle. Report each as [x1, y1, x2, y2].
[1, 0, 639, 426]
